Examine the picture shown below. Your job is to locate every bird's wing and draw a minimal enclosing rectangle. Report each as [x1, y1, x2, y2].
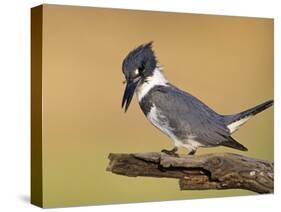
[150, 86, 230, 146]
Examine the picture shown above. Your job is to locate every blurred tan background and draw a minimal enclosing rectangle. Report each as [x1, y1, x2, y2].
[41, 4, 273, 207]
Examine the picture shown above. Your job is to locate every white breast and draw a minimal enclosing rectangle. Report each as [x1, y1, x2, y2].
[136, 67, 168, 102]
[147, 104, 177, 139]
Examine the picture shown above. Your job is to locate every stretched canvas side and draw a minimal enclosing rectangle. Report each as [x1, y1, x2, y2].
[31, 5, 43, 208]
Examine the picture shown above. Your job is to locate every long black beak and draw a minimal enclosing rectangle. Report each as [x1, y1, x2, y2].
[121, 78, 140, 112]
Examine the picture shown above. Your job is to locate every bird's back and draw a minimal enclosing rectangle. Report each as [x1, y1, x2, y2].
[139, 84, 231, 146]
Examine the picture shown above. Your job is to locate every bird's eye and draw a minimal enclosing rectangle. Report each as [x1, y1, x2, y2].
[134, 69, 139, 76]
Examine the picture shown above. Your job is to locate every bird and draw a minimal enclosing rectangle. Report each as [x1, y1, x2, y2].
[121, 42, 273, 156]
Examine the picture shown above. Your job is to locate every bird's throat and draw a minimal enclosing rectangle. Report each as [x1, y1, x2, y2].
[136, 67, 168, 102]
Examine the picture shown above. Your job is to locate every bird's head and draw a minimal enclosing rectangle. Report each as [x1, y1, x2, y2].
[121, 42, 157, 112]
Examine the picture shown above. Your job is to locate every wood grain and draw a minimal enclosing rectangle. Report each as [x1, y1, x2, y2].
[107, 152, 273, 194]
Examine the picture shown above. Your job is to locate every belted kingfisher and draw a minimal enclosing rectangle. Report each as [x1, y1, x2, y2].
[121, 42, 273, 155]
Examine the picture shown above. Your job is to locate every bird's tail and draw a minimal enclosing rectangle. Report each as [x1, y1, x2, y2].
[224, 100, 273, 134]
[221, 136, 248, 151]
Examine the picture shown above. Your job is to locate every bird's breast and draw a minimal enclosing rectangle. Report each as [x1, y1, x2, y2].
[145, 104, 178, 140]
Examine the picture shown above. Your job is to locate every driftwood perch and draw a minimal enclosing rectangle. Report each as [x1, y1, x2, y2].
[107, 152, 273, 194]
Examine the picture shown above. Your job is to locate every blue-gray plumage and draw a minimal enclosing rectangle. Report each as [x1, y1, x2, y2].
[121, 42, 273, 155]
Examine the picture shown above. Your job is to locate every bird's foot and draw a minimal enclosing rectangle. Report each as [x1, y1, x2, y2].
[188, 149, 196, 155]
[161, 147, 179, 157]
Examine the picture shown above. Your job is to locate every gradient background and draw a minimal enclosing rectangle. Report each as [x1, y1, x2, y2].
[40, 4, 273, 207]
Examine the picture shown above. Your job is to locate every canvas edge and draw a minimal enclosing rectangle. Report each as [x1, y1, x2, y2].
[31, 4, 43, 208]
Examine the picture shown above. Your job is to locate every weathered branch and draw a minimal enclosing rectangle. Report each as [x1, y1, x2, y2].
[106, 152, 273, 194]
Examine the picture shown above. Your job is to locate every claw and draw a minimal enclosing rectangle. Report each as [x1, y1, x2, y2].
[188, 149, 196, 155]
[161, 147, 179, 157]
